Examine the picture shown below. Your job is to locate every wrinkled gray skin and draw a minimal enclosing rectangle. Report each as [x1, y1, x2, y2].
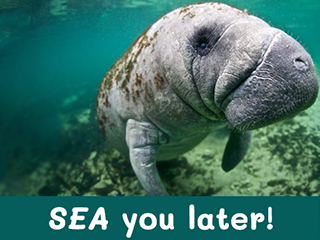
[97, 3, 319, 196]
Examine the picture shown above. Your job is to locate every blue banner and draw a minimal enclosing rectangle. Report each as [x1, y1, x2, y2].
[0, 197, 318, 240]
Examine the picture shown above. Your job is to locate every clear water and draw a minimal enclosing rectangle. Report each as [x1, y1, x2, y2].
[0, 0, 319, 195]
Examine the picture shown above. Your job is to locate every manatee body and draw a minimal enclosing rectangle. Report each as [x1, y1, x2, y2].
[97, 3, 318, 195]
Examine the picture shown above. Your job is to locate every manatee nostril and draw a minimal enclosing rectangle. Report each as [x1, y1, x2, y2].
[294, 58, 309, 71]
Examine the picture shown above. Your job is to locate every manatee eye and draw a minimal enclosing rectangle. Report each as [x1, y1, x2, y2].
[200, 42, 207, 49]
[191, 27, 216, 56]
[196, 40, 210, 56]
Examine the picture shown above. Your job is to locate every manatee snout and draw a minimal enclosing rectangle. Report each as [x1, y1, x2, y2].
[222, 30, 319, 130]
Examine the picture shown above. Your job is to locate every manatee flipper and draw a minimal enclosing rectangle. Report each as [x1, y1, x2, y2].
[222, 130, 251, 172]
[126, 119, 169, 196]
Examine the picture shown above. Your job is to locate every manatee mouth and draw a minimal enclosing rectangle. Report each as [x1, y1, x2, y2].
[216, 66, 259, 113]
[216, 49, 280, 113]
[219, 74, 252, 111]
[214, 32, 282, 114]
[218, 31, 319, 131]
[219, 67, 318, 131]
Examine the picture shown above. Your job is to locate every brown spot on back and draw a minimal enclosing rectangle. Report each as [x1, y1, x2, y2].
[183, 11, 195, 19]
[179, 4, 196, 20]
[179, 5, 191, 13]
[153, 31, 158, 39]
[154, 72, 165, 90]
[100, 25, 153, 91]
[101, 71, 113, 91]
[122, 31, 153, 88]
[135, 73, 143, 86]
[125, 87, 130, 100]
[97, 118, 107, 137]
[104, 95, 111, 107]
[120, 78, 128, 89]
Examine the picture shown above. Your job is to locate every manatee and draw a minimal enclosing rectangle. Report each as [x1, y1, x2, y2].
[96, 3, 319, 196]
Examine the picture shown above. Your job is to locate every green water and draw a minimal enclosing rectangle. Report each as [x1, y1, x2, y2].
[0, 0, 319, 196]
